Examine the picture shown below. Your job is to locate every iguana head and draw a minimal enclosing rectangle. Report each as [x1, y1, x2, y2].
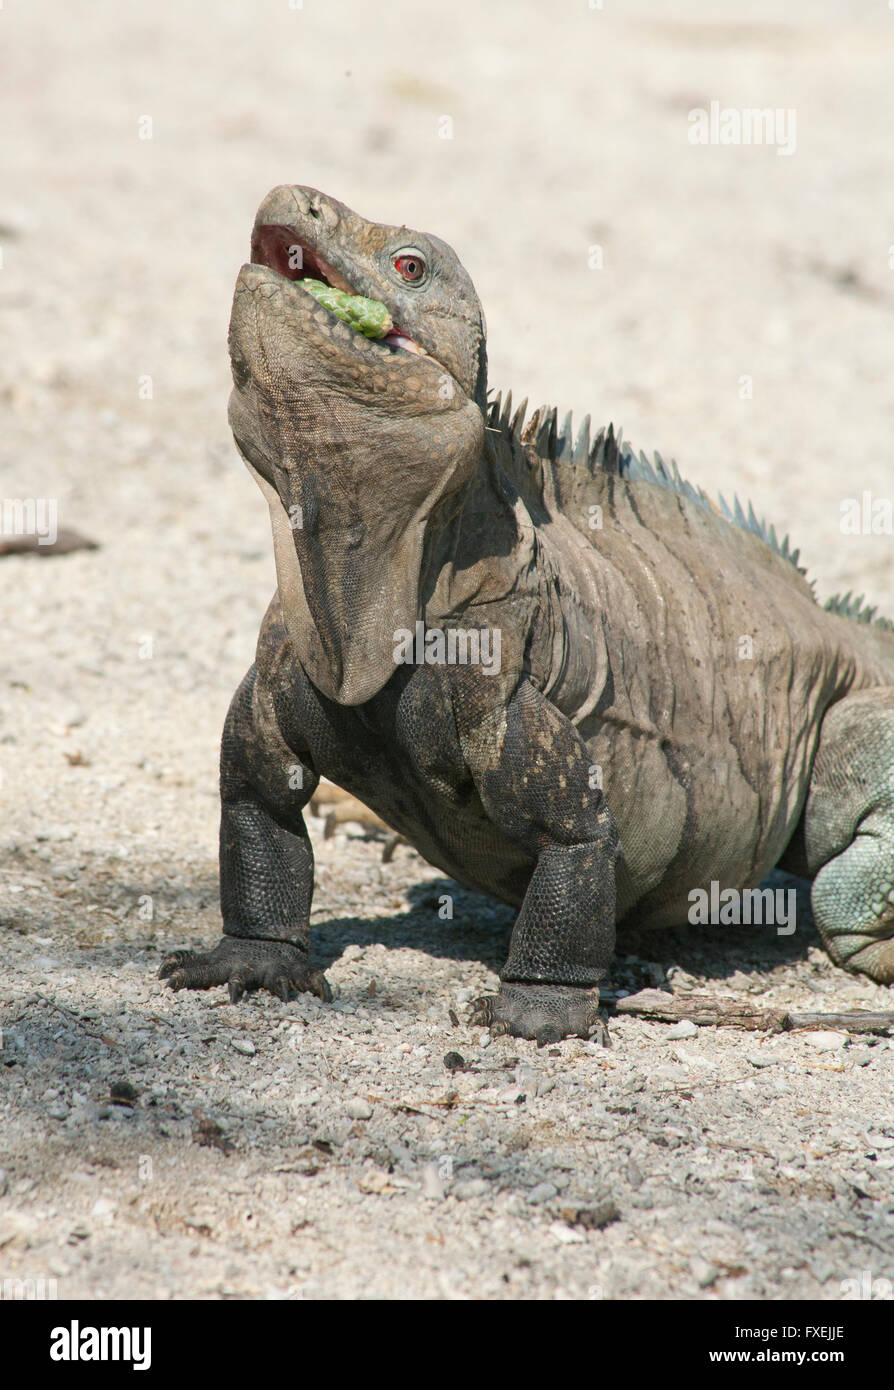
[228, 184, 488, 705]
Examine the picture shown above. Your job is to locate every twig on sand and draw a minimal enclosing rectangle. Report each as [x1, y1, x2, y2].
[609, 988, 894, 1036]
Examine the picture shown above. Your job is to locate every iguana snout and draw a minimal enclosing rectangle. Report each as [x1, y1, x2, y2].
[230, 183, 487, 404]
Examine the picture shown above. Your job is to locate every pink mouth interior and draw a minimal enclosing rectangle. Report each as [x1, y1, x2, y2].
[251, 223, 424, 355]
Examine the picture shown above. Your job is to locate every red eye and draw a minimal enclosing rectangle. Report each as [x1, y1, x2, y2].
[393, 250, 426, 283]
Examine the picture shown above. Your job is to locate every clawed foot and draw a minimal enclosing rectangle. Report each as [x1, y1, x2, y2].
[469, 981, 608, 1046]
[159, 937, 332, 1005]
[839, 937, 894, 985]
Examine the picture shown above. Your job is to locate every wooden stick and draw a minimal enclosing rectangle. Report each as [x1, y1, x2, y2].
[785, 1010, 894, 1034]
[610, 988, 894, 1036]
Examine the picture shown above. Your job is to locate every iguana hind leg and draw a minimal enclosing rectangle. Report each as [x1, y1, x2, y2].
[805, 686, 894, 983]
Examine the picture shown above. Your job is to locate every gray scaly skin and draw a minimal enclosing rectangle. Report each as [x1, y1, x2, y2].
[160, 185, 894, 1043]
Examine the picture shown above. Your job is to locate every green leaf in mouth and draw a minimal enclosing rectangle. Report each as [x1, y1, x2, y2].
[299, 278, 393, 339]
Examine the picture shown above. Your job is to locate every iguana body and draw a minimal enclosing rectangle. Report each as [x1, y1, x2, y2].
[162, 185, 894, 1041]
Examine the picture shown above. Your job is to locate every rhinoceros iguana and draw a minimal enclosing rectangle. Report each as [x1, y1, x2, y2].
[160, 184, 894, 1043]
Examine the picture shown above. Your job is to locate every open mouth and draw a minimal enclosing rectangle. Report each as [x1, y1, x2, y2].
[250, 223, 425, 357]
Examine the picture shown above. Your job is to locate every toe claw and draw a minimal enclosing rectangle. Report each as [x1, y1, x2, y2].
[159, 951, 192, 980]
[309, 971, 333, 1003]
[469, 995, 494, 1027]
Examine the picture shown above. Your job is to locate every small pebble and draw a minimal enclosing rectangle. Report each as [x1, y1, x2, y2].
[625, 1159, 644, 1189]
[746, 1052, 779, 1068]
[673, 1047, 718, 1070]
[420, 1164, 445, 1201]
[346, 1097, 373, 1121]
[550, 1221, 585, 1244]
[231, 1038, 256, 1056]
[526, 1181, 558, 1206]
[666, 1019, 698, 1039]
[109, 1080, 139, 1104]
[690, 1256, 719, 1287]
[357, 1169, 390, 1194]
[801, 1030, 848, 1052]
[454, 1178, 489, 1201]
[561, 1198, 620, 1229]
[35, 825, 75, 843]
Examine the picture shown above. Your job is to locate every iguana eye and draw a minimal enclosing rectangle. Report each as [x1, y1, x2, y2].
[392, 249, 426, 283]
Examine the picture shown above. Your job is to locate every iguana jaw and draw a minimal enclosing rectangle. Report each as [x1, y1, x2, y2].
[250, 223, 430, 362]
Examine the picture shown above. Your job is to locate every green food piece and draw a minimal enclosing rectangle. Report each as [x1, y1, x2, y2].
[300, 278, 344, 314]
[340, 294, 394, 339]
[299, 278, 393, 339]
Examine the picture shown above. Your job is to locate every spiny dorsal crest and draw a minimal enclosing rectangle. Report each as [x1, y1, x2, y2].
[824, 591, 894, 632]
[485, 391, 624, 477]
[485, 388, 806, 576]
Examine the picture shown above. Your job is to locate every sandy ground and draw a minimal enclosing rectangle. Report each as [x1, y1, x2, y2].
[1, 1, 893, 1300]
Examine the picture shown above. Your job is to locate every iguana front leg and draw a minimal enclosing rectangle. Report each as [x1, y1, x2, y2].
[460, 677, 621, 1044]
[160, 665, 331, 1004]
